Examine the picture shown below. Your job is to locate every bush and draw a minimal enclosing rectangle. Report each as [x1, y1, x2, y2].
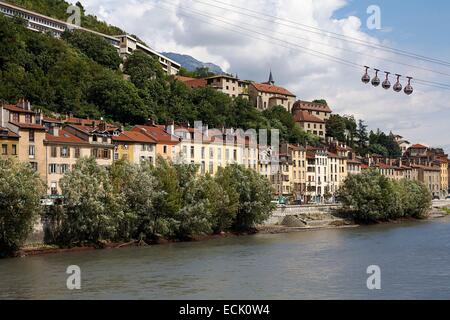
[0, 158, 45, 256]
[338, 169, 432, 222]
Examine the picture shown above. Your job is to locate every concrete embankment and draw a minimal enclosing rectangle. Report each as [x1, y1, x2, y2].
[263, 204, 354, 230]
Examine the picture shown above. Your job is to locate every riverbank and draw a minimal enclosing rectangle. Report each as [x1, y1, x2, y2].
[8, 207, 449, 259]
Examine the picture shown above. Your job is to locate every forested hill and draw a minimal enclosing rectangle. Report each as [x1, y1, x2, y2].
[4, 0, 125, 35]
[0, 13, 321, 146]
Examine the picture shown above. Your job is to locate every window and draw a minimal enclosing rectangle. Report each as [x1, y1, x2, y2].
[209, 148, 214, 158]
[103, 149, 110, 159]
[29, 145, 35, 158]
[49, 164, 58, 174]
[91, 149, 98, 158]
[190, 146, 195, 158]
[201, 147, 205, 159]
[12, 145, 17, 156]
[75, 148, 80, 158]
[51, 146, 57, 157]
[12, 113, 19, 122]
[1, 144, 7, 155]
[60, 164, 69, 174]
[61, 146, 70, 158]
[25, 114, 32, 123]
[50, 182, 58, 195]
[163, 145, 168, 154]
[209, 162, 214, 174]
[29, 130, 35, 142]
[201, 161, 206, 174]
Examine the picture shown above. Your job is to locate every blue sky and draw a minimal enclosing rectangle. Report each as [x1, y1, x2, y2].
[334, 0, 450, 60]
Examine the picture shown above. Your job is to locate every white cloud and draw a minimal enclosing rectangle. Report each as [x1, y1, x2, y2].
[75, 0, 450, 153]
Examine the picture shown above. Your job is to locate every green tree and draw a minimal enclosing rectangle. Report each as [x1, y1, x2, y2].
[62, 30, 122, 69]
[216, 165, 275, 230]
[124, 50, 165, 88]
[57, 158, 124, 245]
[0, 158, 45, 256]
[150, 157, 182, 239]
[338, 169, 398, 222]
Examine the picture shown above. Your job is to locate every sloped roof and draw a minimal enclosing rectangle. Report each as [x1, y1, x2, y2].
[113, 131, 157, 144]
[294, 111, 325, 124]
[0, 127, 19, 138]
[45, 129, 90, 145]
[132, 125, 180, 145]
[293, 100, 332, 113]
[251, 83, 296, 97]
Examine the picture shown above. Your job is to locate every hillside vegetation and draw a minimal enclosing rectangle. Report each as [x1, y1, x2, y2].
[0, 14, 319, 144]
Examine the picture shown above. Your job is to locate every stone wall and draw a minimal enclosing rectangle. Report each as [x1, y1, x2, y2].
[264, 204, 342, 225]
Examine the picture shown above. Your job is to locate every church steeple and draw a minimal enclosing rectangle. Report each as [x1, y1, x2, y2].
[268, 70, 275, 85]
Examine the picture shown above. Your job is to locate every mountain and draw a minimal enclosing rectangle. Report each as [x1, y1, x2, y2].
[161, 52, 225, 75]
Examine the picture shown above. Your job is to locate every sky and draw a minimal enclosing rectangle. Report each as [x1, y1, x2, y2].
[74, 0, 450, 153]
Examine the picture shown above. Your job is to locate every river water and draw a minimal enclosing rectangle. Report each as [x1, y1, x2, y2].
[1, 217, 450, 300]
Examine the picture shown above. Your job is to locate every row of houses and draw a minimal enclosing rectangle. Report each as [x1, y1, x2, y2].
[2, 100, 447, 204]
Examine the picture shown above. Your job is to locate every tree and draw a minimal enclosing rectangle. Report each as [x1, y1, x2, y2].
[398, 180, 432, 219]
[57, 158, 124, 245]
[216, 165, 275, 230]
[150, 157, 182, 239]
[355, 120, 369, 156]
[338, 170, 397, 222]
[0, 158, 45, 256]
[124, 50, 165, 88]
[62, 30, 122, 70]
[338, 169, 431, 222]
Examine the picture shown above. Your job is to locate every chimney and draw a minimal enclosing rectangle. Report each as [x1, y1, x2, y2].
[203, 124, 209, 138]
[52, 124, 60, 137]
[167, 120, 175, 135]
[99, 121, 107, 132]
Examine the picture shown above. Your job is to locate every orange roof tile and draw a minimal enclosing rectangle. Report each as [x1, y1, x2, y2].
[411, 144, 428, 149]
[45, 129, 89, 145]
[251, 83, 295, 97]
[132, 125, 180, 145]
[293, 100, 332, 113]
[294, 111, 325, 124]
[9, 122, 46, 130]
[0, 127, 19, 138]
[3, 105, 35, 114]
[113, 131, 157, 144]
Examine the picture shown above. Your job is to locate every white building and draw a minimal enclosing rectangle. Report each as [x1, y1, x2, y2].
[0, 1, 180, 75]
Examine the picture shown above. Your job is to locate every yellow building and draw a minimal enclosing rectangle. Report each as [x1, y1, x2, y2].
[206, 75, 249, 99]
[249, 73, 296, 112]
[131, 124, 180, 161]
[0, 127, 19, 158]
[1, 101, 46, 181]
[44, 126, 92, 195]
[113, 130, 157, 165]
[172, 126, 245, 175]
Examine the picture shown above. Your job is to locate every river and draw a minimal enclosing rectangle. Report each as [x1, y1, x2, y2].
[1, 217, 450, 300]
